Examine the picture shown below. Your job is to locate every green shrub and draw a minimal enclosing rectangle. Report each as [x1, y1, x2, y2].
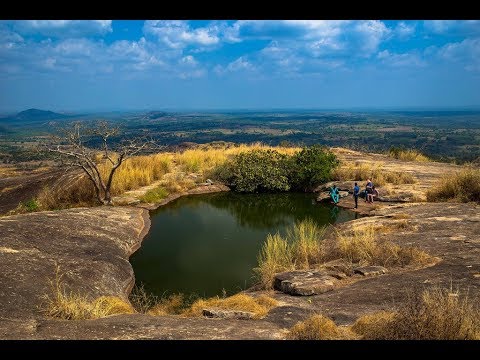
[21, 198, 40, 212]
[140, 186, 168, 203]
[217, 149, 290, 193]
[289, 145, 339, 191]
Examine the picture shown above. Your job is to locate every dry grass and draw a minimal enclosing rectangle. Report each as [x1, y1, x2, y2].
[37, 176, 97, 210]
[161, 172, 196, 193]
[255, 220, 327, 289]
[32, 143, 301, 209]
[389, 149, 430, 162]
[391, 213, 412, 220]
[148, 294, 186, 315]
[288, 219, 326, 269]
[426, 168, 480, 203]
[288, 314, 356, 340]
[184, 293, 278, 319]
[333, 161, 415, 186]
[178, 143, 300, 175]
[331, 224, 430, 268]
[256, 219, 430, 289]
[99, 153, 173, 195]
[352, 287, 480, 340]
[351, 311, 396, 339]
[44, 269, 134, 320]
[255, 233, 295, 289]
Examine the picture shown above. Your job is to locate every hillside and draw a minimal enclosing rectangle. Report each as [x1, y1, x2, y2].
[0, 108, 70, 124]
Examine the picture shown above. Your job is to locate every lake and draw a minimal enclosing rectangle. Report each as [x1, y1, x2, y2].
[130, 192, 357, 298]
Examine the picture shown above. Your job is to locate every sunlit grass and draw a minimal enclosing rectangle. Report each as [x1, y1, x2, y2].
[352, 287, 480, 340]
[426, 168, 480, 203]
[183, 293, 278, 319]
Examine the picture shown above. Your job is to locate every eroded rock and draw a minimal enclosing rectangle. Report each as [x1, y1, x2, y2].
[202, 308, 255, 320]
[354, 266, 388, 276]
[274, 270, 336, 296]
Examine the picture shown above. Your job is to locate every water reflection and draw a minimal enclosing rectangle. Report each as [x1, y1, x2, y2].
[131, 192, 357, 298]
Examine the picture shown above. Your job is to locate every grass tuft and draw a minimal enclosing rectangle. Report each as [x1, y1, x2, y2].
[352, 287, 480, 340]
[288, 314, 355, 340]
[184, 293, 278, 319]
[44, 268, 134, 320]
[140, 186, 169, 203]
[332, 224, 430, 268]
[389, 148, 430, 162]
[426, 168, 480, 203]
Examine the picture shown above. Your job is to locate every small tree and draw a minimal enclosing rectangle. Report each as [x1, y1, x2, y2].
[289, 145, 339, 192]
[44, 121, 155, 205]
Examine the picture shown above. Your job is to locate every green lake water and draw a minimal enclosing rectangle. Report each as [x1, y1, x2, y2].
[130, 192, 358, 298]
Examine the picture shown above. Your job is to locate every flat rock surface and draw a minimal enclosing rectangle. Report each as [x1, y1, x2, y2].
[0, 314, 285, 340]
[0, 206, 150, 321]
[267, 202, 480, 325]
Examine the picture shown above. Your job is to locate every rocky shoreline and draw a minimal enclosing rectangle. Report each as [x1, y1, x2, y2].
[1, 157, 479, 339]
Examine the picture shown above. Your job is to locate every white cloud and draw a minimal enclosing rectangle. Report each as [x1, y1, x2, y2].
[354, 20, 391, 55]
[215, 56, 256, 76]
[395, 22, 416, 39]
[143, 20, 220, 49]
[437, 38, 480, 72]
[424, 20, 480, 35]
[377, 50, 426, 67]
[12, 20, 112, 37]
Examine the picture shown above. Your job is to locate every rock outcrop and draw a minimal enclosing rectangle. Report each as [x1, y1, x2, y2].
[0, 207, 149, 321]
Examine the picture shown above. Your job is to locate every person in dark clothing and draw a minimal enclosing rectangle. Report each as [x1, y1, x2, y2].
[353, 182, 360, 209]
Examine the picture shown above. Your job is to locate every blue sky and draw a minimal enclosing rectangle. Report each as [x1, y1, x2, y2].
[0, 20, 479, 112]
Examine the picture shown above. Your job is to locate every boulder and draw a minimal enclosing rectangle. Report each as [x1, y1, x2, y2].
[274, 270, 336, 296]
[354, 266, 388, 276]
[202, 308, 255, 320]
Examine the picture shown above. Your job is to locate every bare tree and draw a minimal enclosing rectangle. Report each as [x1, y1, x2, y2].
[44, 120, 155, 205]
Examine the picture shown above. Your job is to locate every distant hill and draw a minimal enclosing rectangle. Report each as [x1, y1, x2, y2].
[142, 111, 169, 120]
[0, 109, 70, 124]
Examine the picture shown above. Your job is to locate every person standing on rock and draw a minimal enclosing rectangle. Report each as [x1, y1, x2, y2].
[353, 182, 360, 209]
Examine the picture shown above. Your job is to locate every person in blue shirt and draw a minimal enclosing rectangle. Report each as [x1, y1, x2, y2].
[330, 185, 340, 204]
[353, 182, 360, 209]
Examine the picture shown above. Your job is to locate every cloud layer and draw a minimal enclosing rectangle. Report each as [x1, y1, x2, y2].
[0, 20, 479, 110]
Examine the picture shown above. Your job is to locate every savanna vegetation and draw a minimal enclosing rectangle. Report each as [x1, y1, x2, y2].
[426, 168, 480, 203]
[255, 219, 431, 289]
[45, 272, 278, 321]
[351, 286, 480, 340]
[288, 286, 479, 340]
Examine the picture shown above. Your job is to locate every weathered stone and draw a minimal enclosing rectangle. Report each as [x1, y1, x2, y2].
[354, 266, 388, 276]
[322, 259, 354, 276]
[0, 314, 286, 340]
[274, 270, 336, 296]
[0, 207, 150, 320]
[202, 308, 255, 320]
